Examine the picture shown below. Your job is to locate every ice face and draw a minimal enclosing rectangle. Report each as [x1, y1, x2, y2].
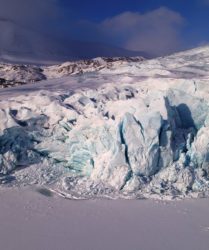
[0, 46, 209, 199]
[119, 112, 162, 176]
[0, 83, 208, 199]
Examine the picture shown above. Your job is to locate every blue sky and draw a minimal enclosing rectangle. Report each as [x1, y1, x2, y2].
[62, 0, 208, 23]
[1, 0, 209, 56]
[62, 0, 209, 44]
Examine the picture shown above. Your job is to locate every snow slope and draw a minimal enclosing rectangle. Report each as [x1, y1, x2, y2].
[0, 46, 209, 200]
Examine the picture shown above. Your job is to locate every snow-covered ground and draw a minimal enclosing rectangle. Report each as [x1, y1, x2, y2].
[0, 46, 209, 200]
[0, 187, 208, 250]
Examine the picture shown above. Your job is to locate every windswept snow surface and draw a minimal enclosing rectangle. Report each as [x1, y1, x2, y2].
[0, 46, 209, 200]
[0, 188, 209, 250]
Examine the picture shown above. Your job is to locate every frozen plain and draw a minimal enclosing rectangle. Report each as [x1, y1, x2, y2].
[0, 46, 209, 250]
[0, 188, 209, 250]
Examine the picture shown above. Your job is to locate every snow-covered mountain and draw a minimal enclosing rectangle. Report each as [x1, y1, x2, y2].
[0, 19, 150, 65]
[0, 46, 209, 200]
[0, 57, 144, 88]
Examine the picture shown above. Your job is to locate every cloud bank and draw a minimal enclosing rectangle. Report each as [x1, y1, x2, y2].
[0, 0, 59, 30]
[73, 7, 185, 56]
[0, 1, 186, 57]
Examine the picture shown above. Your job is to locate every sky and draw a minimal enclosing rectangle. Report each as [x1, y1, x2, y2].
[0, 0, 209, 57]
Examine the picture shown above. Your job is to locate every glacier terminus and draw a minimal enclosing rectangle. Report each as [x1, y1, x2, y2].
[0, 46, 209, 200]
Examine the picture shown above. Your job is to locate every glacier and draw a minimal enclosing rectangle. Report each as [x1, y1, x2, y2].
[0, 46, 209, 199]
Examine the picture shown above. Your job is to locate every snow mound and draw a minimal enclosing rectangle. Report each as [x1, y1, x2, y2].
[0, 46, 209, 200]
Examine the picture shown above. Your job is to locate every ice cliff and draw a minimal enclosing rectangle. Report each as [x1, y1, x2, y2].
[0, 46, 209, 199]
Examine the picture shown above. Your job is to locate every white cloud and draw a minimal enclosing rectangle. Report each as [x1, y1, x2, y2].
[0, 2, 186, 57]
[72, 7, 185, 56]
[100, 7, 185, 56]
